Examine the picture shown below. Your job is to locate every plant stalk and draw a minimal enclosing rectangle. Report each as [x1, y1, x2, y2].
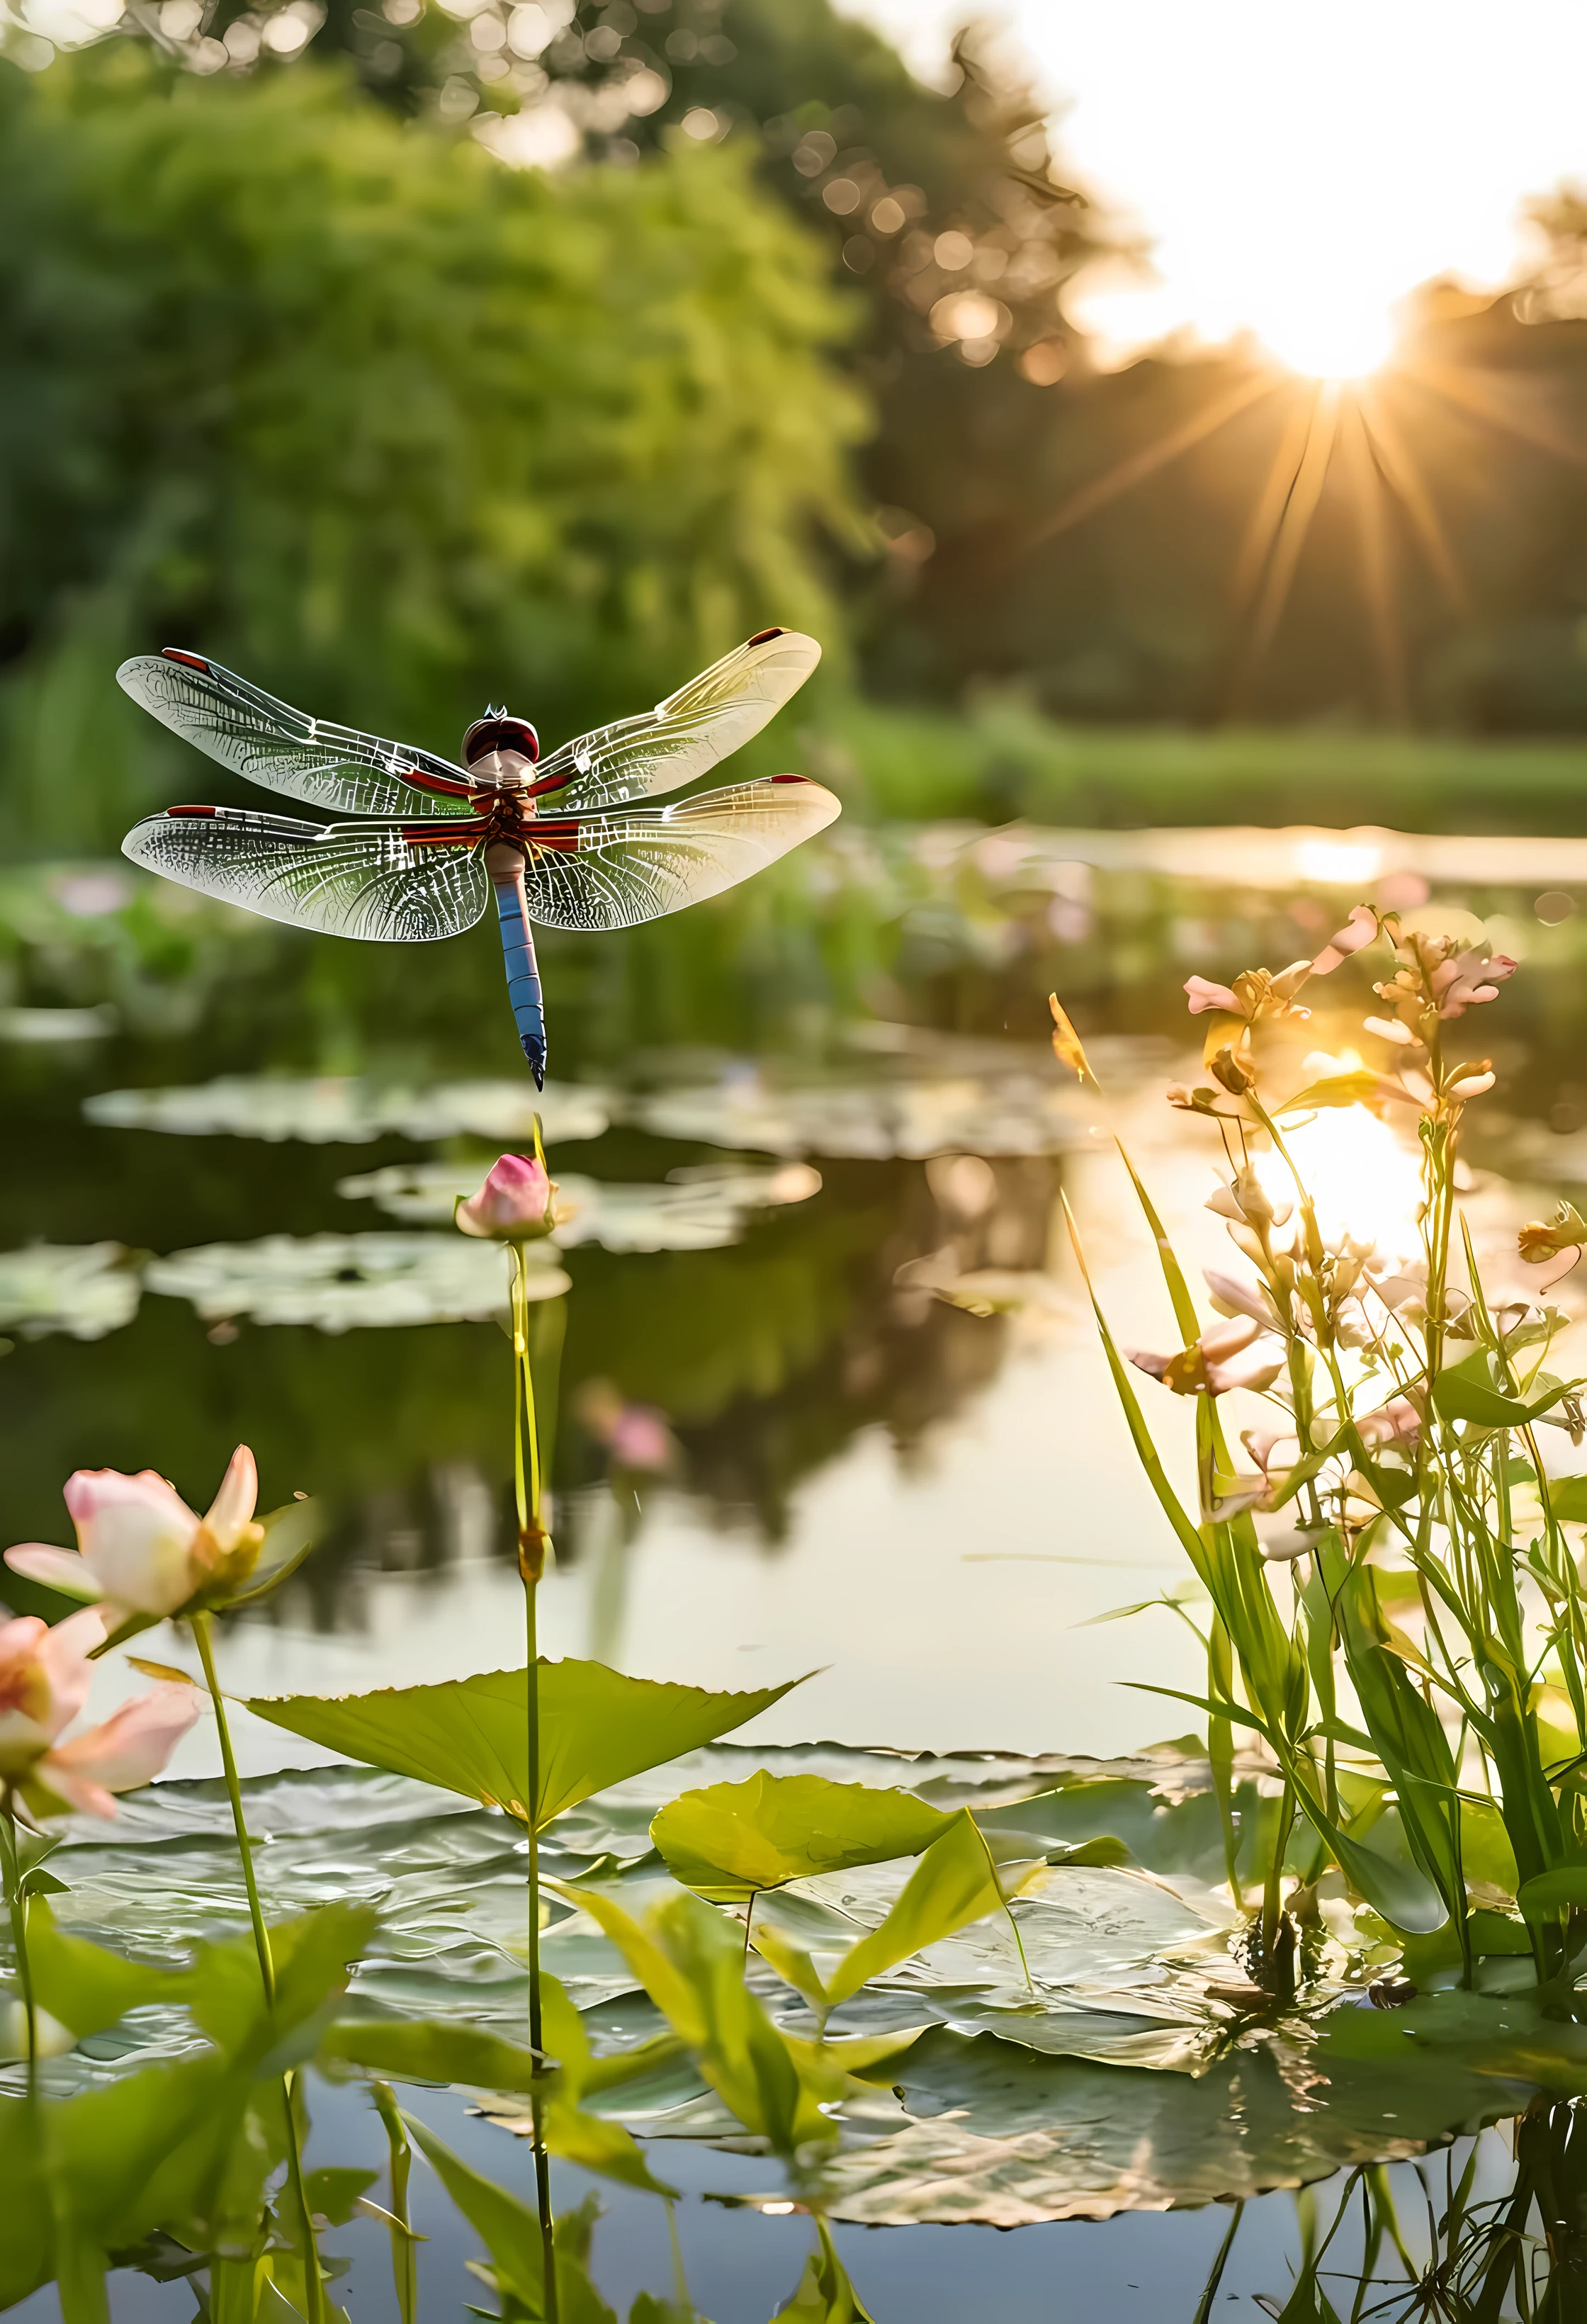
[512, 1240, 558, 2324]
[0, 1798, 38, 2101]
[191, 1614, 325, 2324]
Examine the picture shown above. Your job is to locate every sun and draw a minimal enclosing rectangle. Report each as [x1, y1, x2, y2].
[1252, 293, 1399, 384]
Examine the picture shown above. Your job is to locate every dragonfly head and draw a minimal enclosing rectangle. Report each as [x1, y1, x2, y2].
[463, 709, 540, 791]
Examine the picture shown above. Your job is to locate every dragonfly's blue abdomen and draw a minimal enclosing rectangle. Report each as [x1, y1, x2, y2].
[492, 864, 546, 1089]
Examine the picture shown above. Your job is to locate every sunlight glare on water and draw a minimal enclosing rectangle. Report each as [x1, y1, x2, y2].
[1259, 1102, 1426, 1265]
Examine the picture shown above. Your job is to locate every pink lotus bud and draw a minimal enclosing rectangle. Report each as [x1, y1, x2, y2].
[455, 1153, 558, 1241]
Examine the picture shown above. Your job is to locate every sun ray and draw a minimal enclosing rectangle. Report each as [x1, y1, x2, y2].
[1233, 378, 1342, 698]
[1229, 382, 1320, 614]
[1354, 383, 1472, 617]
[1397, 355, 1587, 470]
[1023, 366, 1283, 549]
[1340, 395, 1407, 723]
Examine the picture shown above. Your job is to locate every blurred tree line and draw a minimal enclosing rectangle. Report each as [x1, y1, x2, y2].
[4, 0, 1587, 862]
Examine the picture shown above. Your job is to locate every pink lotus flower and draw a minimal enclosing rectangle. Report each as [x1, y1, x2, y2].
[455, 1153, 558, 1241]
[6, 1447, 262, 1622]
[0, 1608, 200, 1818]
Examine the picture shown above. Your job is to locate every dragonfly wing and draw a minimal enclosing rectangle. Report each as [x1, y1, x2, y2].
[521, 774, 839, 932]
[123, 806, 490, 942]
[118, 651, 475, 818]
[534, 628, 821, 811]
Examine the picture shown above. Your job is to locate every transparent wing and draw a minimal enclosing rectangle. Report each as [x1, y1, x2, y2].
[118, 652, 475, 818]
[535, 629, 820, 813]
[123, 806, 490, 942]
[522, 775, 840, 932]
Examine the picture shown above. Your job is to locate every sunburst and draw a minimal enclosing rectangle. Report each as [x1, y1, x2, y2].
[1013, 320, 1587, 720]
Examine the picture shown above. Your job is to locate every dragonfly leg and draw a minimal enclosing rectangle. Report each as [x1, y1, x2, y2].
[490, 852, 546, 1088]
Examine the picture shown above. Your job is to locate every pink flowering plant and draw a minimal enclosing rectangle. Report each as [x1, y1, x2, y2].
[1067, 901, 1587, 1995]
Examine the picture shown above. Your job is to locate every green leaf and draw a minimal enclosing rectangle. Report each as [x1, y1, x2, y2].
[1430, 1359, 1583, 1429]
[651, 1774, 950, 1905]
[302, 2167, 379, 2226]
[244, 1660, 808, 1829]
[25, 1899, 190, 2038]
[824, 1811, 1009, 2008]
[1518, 1867, 1587, 1921]
[553, 1885, 840, 2158]
[1277, 1071, 1394, 1115]
[1547, 1476, 1587, 1522]
[404, 2111, 546, 2313]
[322, 2019, 546, 2093]
[771, 2221, 876, 2322]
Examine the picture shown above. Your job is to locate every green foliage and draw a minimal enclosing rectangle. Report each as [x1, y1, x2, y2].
[650, 1772, 949, 1905]
[555, 1883, 846, 2161]
[769, 2219, 874, 2323]
[243, 1658, 806, 1826]
[0, 48, 862, 852]
[402, 2111, 616, 2321]
[747, 1807, 1011, 2013]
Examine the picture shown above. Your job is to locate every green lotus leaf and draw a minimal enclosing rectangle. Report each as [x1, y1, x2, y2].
[651, 1773, 951, 1905]
[243, 1660, 809, 1829]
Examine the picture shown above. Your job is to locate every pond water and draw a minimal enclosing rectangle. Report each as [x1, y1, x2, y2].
[4, 819, 1587, 2319]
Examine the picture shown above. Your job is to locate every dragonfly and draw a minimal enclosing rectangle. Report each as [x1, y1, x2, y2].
[118, 628, 837, 1087]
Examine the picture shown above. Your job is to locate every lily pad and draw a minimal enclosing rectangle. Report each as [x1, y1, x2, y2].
[0, 1243, 142, 1341]
[805, 2023, 1531, 2226]
[144, 1233, 567, 1331]
[651, 1773, 951, 1905]
[84, 1074, 611, 1147]
[628, 1068, 1092, 1161]
[337, 1161, 822, 1252]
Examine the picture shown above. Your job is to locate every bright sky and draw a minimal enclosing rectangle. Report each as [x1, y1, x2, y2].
[844, 0, 1587, 377]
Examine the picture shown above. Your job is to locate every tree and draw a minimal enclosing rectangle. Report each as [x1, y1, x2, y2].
[0, 47, 864, 847]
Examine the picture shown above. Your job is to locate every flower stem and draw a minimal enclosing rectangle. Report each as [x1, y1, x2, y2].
[191, 1616, 326, 2324]
[191, 1611, 273, 2007]
[0, 1800, 38, 2100]
[512, 1241, 558, 2324]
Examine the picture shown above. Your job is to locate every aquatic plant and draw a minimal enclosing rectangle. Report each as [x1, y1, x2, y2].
[1071, 901, 1587, 1994]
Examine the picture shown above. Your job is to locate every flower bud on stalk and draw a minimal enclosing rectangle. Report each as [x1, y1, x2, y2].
[455, 1152, 560, 1241]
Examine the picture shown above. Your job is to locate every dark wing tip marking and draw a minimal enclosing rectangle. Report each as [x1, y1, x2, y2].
[166, 803, 218, 817]
[160, 648, 212, 672]
[746, 627, 787, 645]
[769, 773, 815, 785]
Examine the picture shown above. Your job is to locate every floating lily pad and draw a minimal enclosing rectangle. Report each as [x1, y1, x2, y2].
[84, 1075, 611, 1147]
[145, 1232, 567, 1331]
[628, 1070, 1092, 1161]
[0, 1243, 142, 1341]
[337, 1161, 823, 1251]
[803, 2023, 1529, 2226]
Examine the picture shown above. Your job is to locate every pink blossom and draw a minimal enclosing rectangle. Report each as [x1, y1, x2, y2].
[606, 1406, 677, 1473]
[6, 1448, 261, 1621]
[1185, 976, 1241, 1015]
[1204, 1269, 1278, 1326]
[455, 1153, 558, 1241]
[1357, 1397, 1423, 1450]
[1434, 953, 1518, 1020]
[0, 1608, 199, 1816]
[1309, 906, 1379, 976]
[1128, 1314, 1284, 1398]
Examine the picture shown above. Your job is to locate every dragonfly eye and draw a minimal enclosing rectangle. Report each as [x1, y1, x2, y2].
[463, 713, 540, 767]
